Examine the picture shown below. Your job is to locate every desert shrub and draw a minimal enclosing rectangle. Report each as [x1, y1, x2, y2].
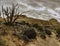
[0, 21, 3, 24]
[13, 30, 23, 39]
[44, 26, 52, 36]
[38, 26, 43, 32]
[20, 21, 26, 25]
[33, 24, 43, 31]
[22, 35, 29, 42]
[13, 31, 29, 42]
[23, 27, 37, 39]
[13, 21, 29, 26]
[56, 29, 60, 38]
[45, 29, 52, 36]
[1, 30, 7, 36]
[33, 23, 39, 28]
[45, 30, 52, 36]
[0, 39, 6, 46]
[20, 21, 30, 26]
[14, 22, 21, 26]
[40, 34, 46, 39]
[25, 23, 31, 27]
[56, 29, 60, 34]
[56, 34, 60, 38]
[40, 35, 46, 39]
[13, 27, 37, 42]
[39, 30, 46, 39]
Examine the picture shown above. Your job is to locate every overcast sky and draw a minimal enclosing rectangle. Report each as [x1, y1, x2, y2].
[0, 0, 60, 22]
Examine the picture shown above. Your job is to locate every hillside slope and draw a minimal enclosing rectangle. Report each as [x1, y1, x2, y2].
[0, 15, 60, 46]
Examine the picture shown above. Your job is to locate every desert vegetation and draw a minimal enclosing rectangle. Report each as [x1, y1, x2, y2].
[0, 3, 60, 46]
[56, 28, 60, 38]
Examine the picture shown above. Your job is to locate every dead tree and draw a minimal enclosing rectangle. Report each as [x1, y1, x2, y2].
[2, 4, 20, 25]
[2, 3, 30, 26]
